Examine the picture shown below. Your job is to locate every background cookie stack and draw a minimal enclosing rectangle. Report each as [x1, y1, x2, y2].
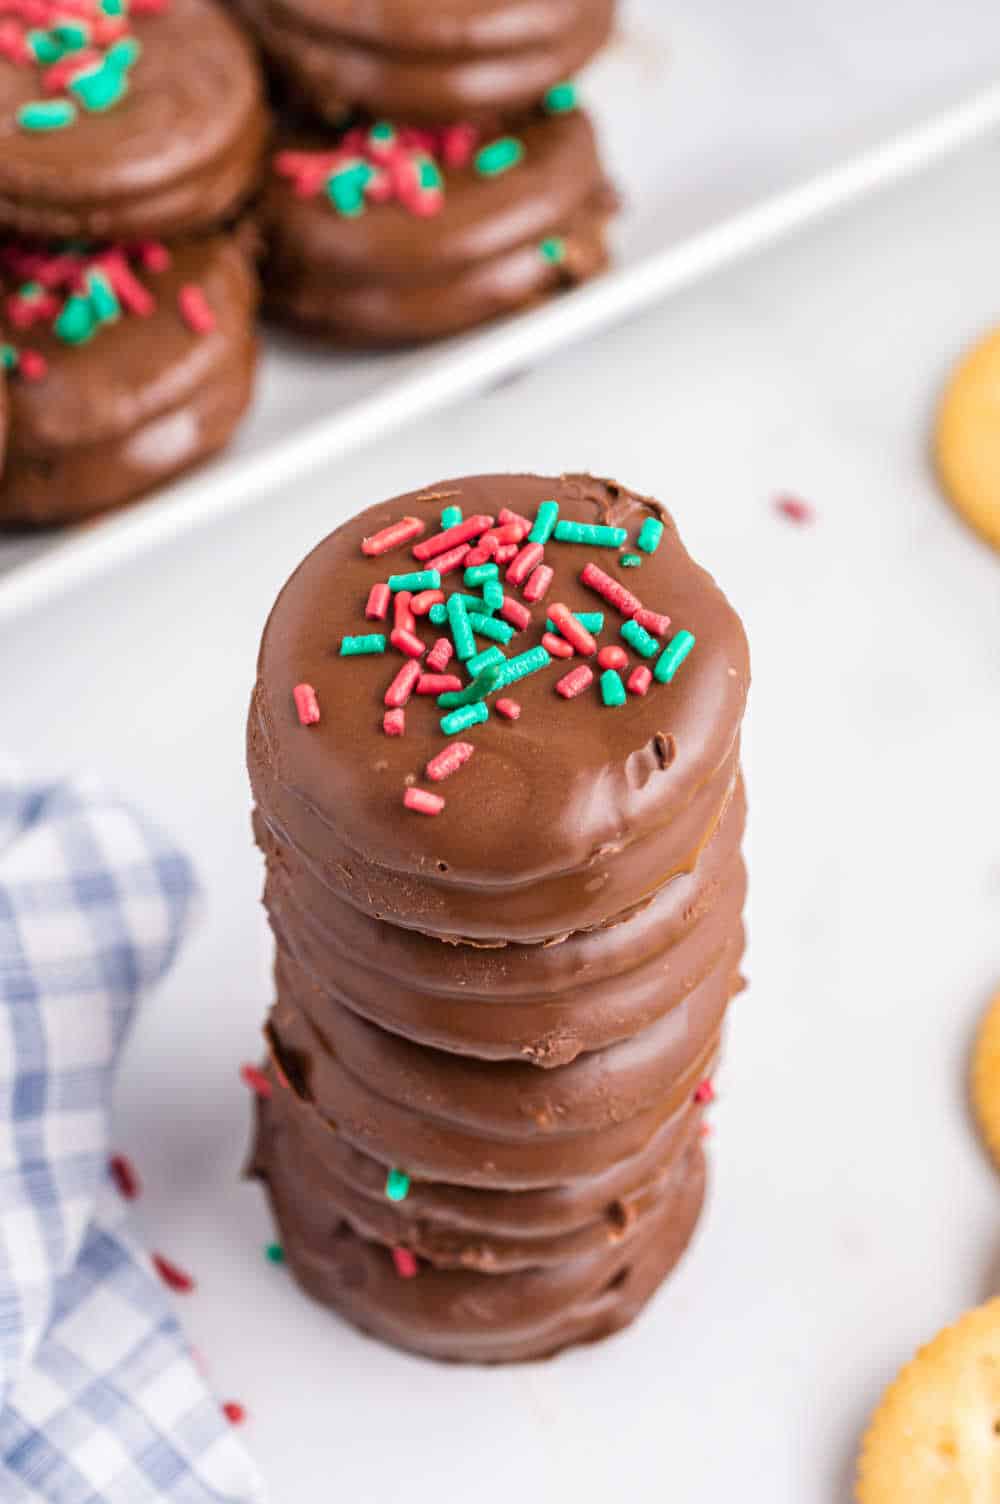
[248, 473, 749, 1362]
[247, 0, 620, 343]
[0, 0, 266, 525]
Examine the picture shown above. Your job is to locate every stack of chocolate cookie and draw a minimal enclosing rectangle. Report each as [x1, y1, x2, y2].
[248, 474, 749, 1362]
[247, 0, 620, 343]
[0, 0, 266, 525]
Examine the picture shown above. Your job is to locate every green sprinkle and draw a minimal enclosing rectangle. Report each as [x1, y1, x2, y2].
[17, 99, 77, 131]
[385, 1168, 410, 1202]
[28, 29, 65, 62]
[464, 563, 499, 588]
[418, 157, 443, 191]
[326, 162, 373, 218]
[449, 592, 488, 612]
[0, 344, 17, 370]
[600, 669, 627, 707]
[546, 612, 604, 634]
[654, 630, 696, 684]
[265, 1242, 285, 1264]
[493, 645, 551, 691]
[544, 80, 578, 114]
[622, 619, 659, 658]
[482, 581, 504, 612]
[540, 237, 566, 265]
[466, 645, 505, 678]
[437, 664, 506, 709]
[388, 569, 440, 592]
[100, 0, 127, 15]
[440, 504, 462, 529]
[70, 63, 128, 113]
[447, 593, 476, 661]
[54, 293, 96, 344]
[105, 35, 141, 69]
[340, 633, 386, 655]
[637, 517, 664, 554]
[369, 121, 395, 144]
[466, 612, 514, 645]
[85, 269, 120, 325]
[553, 521, 627, 547]
[475, 137, 524, 178]
[528, 499, 559, 544]
[429, 603, 447, 625]
[620, 554, 642, 567]
[52, 20, 90, 50]
[441, 702, 489, 735]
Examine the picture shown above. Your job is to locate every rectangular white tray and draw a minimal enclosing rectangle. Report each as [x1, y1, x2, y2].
[3, 0, 1000, 621]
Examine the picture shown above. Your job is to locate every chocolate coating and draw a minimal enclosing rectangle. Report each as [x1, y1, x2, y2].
[261, 111, 616, 345]
[249, 473, 749, 1362]
[247, 0, 615, 126]
[0, 235, 258, 526]
[0, 0, 269, 240]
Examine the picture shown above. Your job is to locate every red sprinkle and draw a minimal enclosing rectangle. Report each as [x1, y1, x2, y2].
[293, 683, 321, 726]
[496, 698, 521, 720]
[412, 514, 493, 561]
[383, 709, 406, 736]
[410, 589, 444, 615]
[506, 542, 544, 587]
[394, 590, 415, 633]
[627, 665, 652, 696]
[222, 1402, 246, 1426]
[152, 1253, 195, 1294]
[495, 544, 518, 564]
[484, 522, 528, 546]
[555, 665, 595, 699]
[498, 507, 533, 531]
[390, 628, 426, 659]
[635, 607, 671, 637]
[416, 673, 462, 695]
[542, 631, 574, 659]
[426, 741, 474, 781]
[363, 516, 426, 557]
[522, 565, 554, 603]
[366, 583, 391, 620]
[392, 1247, 419, 1278]
[109, 1154, 141, 1200]
[433, 543, 474, 576]
[138, 241, 171, 273]
[548, 602, 598, 656]
[463, 547, 490, 567]
[18, 349, 47, 382]
[403, 788, 444, 816]
[240, 1063, 272, 1099]
[384, 660, 421, 707]
[694, 1079, 715, 1104]
[425, 638, 454, 672]
[177, 284, 215, 335]
[499, 598, 531, 632]
[775, 495, 814, 524]
[598, 645, 628, 671]
[580, 562, 642, 619]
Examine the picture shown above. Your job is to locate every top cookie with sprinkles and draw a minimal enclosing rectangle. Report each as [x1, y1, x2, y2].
[248, 473, 749, 944]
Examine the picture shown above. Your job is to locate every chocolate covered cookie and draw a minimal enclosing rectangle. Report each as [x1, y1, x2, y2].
[246, 0, 614, 127]
[248, 474, 750, 1363]
[0, 234, 257, 525]
[0, 0, 268, 241]
[261, 109, 617, 344]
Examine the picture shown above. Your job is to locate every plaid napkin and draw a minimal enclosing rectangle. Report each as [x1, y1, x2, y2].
[0, 762, 264, 1503]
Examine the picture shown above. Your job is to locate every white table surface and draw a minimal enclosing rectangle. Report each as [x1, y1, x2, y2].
[3, 126, 1000, 1504]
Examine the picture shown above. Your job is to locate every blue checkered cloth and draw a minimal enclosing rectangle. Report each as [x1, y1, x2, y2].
[0, 763, 264, 1502]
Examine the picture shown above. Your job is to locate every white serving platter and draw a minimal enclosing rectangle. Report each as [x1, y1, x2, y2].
[2, 0, 1000, 622]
